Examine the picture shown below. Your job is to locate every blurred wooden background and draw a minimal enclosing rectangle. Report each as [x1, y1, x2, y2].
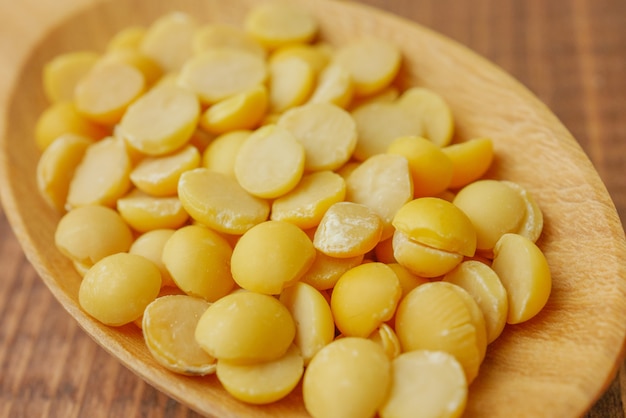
[1, 0, 625, 417]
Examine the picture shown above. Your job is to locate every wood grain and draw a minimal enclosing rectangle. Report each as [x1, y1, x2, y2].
[1, 0, 625, 417]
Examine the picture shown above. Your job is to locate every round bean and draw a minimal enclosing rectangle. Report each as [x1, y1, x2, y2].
[216, 344, 303, 404]
[231, 220, 316, 294]
[303, 337, 390, 418]
[331, 262, 401, 337]
[55, 205, 133, 266]
[379, 350, 468, 418]
[491, 233, 551, 324]
[162, 224, 235, 302]
[195, 291, 295, 364]
[234, 124, 305, 199]
[79, 252, 161, 326]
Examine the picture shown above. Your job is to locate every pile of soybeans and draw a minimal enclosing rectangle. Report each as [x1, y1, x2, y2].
[34, 2, 552, 417]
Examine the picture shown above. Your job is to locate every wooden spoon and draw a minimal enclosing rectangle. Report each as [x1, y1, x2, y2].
[1, 0, 626, 417]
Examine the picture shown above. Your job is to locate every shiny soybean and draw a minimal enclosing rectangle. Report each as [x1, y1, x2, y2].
[129, 144, 200, 197]
[55, 205, 133, 266]
[162, 224, 235, 302]
[79, 252, 161, 326]
[231, 220, 316, 294]
[195, 291, 296, 364]
[303, 337, 391, 418]
[331, 262, 402, 337]
[217, 344, 304, 405]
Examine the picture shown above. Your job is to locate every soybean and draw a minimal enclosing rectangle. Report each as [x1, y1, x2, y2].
[195, 291, 295, 364]
[303, 337, 391, 418]
[79, 252, 161, 326]
[143, 295, 216, 376]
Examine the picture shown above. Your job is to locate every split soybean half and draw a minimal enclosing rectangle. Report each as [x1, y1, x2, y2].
[36, 3, 552, 418]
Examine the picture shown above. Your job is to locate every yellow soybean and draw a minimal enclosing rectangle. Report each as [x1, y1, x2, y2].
[333, 37, 401, 97]
[231, 220, 316, 294]
[43, 50, 99, 103]
[34, 101, 106, 151]
[217, 344, 304, 405]
[444, 260, 508, 343]
[379, 350, 468, 418]
[392, 229, 464, 278]
[397, 87, 455, 147]
[346, 153, 413, 240]
[119, 82, 200, 156]
[303, 337, 391, 418]
[277, 102, 357, 171]
[446, 282, 489, 364]
[195, 291, 296, 364]
[55, 205, 133, 266]
[307, 63, 353, 109]
[178, 48, 267, 105]
[351, 100, 421, 161]
[395, 281, 484, 383]
[140, 11, 197, 72]
[143, 295, 216, 376]
[234, 124, 305, 199]
[492, 233, 551, 324]
[453, 179, 526, 252]
[36, 133, 94, 212]
[280, 282, 335, 365]
[79, 252, 161, 326]
[270, 171, 346, 229]
[268, 55, 315, 113]
[66, 137, 132, 209]
[74, 61, 145, 125]
[501, 180, 544, 243]
[313, 201, 383, 258]
[97, 48, 163, 86]
[331, 262, 401, 337]
[130, 144, 200, 197]
[162, 225, 235, 302]
[443, 138, 494, 189]
[387, 135, 454, 198]
[201, 130, 250, 177]
[199, 85, 268, 134]
[116, 190, 189, 232]
[178, 168, 270, 235]
[244, 2, 318, 50]
[392, 197, 477, 257]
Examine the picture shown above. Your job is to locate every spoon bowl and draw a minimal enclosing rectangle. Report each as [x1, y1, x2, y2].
[1, 0, 626, 416]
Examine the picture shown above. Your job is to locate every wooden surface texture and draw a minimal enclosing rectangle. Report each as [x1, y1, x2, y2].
[1, 0, 625, 417]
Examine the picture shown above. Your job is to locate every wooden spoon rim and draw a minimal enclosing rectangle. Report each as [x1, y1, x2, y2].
[1, 0, 626, 417]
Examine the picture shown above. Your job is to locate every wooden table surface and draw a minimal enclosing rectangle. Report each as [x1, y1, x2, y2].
[1, 0, 625, 417]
